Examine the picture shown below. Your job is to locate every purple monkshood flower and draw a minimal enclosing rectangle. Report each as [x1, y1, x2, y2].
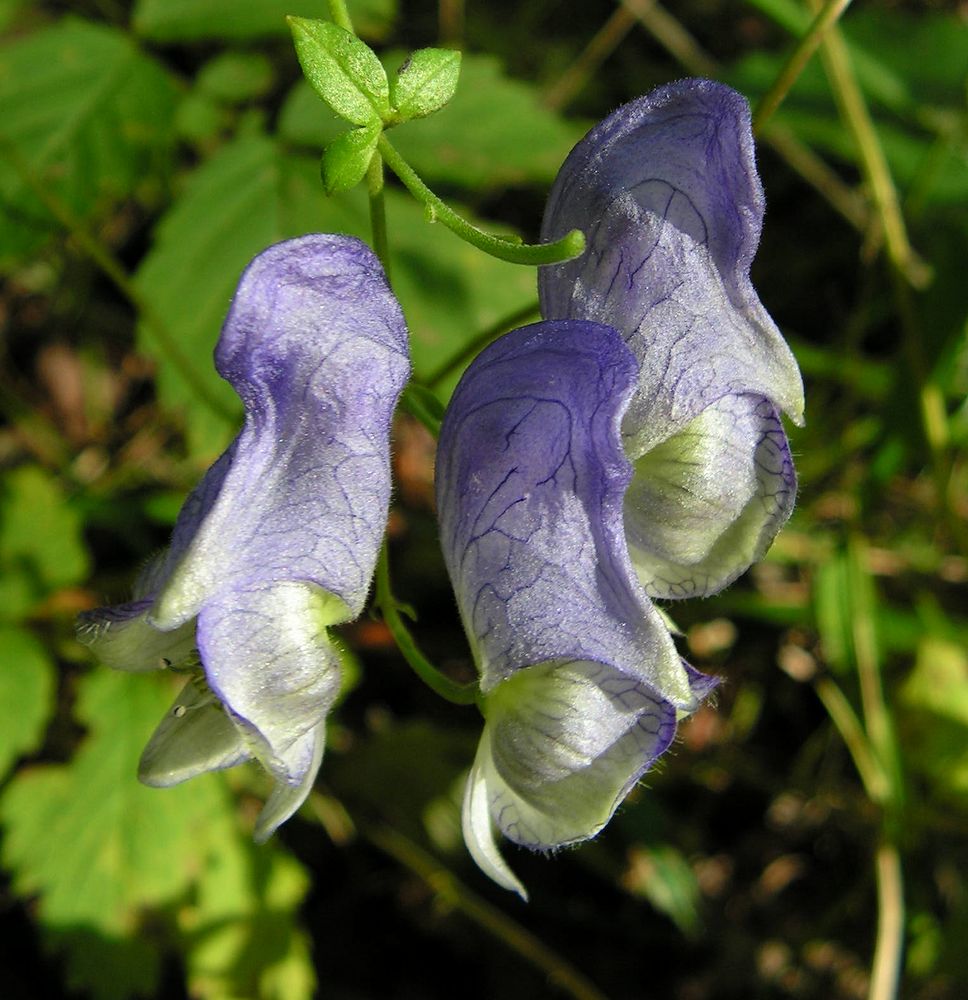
[437, 322, 717, 897]
[437, 80, 801, 895]
[541, 79, 803, 599]
[77, 235, 410, 841]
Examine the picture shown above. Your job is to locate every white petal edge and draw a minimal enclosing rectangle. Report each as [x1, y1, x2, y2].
[461, 728, 529, 901]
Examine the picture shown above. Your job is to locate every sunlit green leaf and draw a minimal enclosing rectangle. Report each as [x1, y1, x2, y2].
[134, 133, 536, 456]
[0, 670, 226, 937]
[0, 625, 55, 780]
[0, 465, 89, 616]
[289, 17, 389, 126]
[280, 54, 587, 188]
[390, 48, 461, 121]
[182, 815, 315, 1000]
[322, 122, 381, 193]
[899, 636, 968, 806]
[0, 17, 178, 264]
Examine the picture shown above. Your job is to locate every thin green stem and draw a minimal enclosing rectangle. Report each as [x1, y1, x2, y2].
[378, 134, 585, 266]
[0, 137, 236, 425]
[846, 538, 903, 812]
[326, 0, 354, 32]
[543, 6, 636, 112]
[752, 0, 854, 134]
[363, 822, 611, 1000]
[438, 0, 464, 46]
[808, 0, 928, 289]
[870, 839, 905, 1000]
[399, 383, 443, 436]
[367, 151, 391, 280]
[811, 5, 957, 543]
[375, 542, 478, 706]
[621, 0, 718, 77]
[427, 300, 541, 388]
[813, 676, 887, 804]
[760, 123, 869, 231]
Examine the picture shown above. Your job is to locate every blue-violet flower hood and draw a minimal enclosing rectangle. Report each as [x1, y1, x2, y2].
[78, 234, 410, 840]
[540, 78, 803, 599]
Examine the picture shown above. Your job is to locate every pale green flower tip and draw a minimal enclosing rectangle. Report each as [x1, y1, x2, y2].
[252, 720, 327, 843]
[462, 733, 530, 901]
[138, 677, 248, 787]
[75, 603, 197, 673]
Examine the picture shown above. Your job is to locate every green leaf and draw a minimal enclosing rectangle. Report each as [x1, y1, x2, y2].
[899, 636, 968, 807]
[196, 51, 275, 103]
[0, 670, 234, 997]
[133, 0, 395, 42]
[0, 465, 89, 617]
[390, 48, 461, 121]
[0, 17, 178, 264]
[288, 17, 389, 127]
[0, 0, 24, 33]
[279, 54, 587, 189]
[622, 843, 701, 935]
[0, 625, 55, 781]
[812, 552, 853, 674]
[322, 122, 381, 194]
[381, 189, 537, 391]
[182, 816, 316, 1000]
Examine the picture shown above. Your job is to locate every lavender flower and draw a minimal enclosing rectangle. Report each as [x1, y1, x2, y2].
[438, 80, 800, 894]
[437, 322, 715, 897]
[540, 79, 803, 599]
[77, 235, 410, 840]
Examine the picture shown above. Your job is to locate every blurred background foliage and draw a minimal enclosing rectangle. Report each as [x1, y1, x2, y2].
[0, 1, 966, 998]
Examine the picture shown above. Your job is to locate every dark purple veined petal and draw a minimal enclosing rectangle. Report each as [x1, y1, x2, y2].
[436, 319, 690, 707]
[539, 79, 803, 449]
[437, 320, 714, 894]
[538, 79, 802, 597]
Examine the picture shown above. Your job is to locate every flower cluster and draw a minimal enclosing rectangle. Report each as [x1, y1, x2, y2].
[436, 79, 802, 895]
[78, 80, 801, 893]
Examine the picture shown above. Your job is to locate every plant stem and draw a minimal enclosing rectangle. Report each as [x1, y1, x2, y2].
[438, 0, 464, 46]
[621, 0, 718, 77]
[813, 676, 887, 804]
[752, 0, 854, 134]
[364, 822, 611, 1000]
[808, 0, 928, 288]
[374, 542, 478, 706]
[810, 10, 957, 537]
[377, 135, 586, 266]
[543, 6, 637, 111]
[427, 300, 541, 388]
[367, 151, 391, 279]
[870, 839, 904, 1000]
[621, 0, 867, 238]
[0, 137, 236, 425]
[399, 383, 443, 436]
